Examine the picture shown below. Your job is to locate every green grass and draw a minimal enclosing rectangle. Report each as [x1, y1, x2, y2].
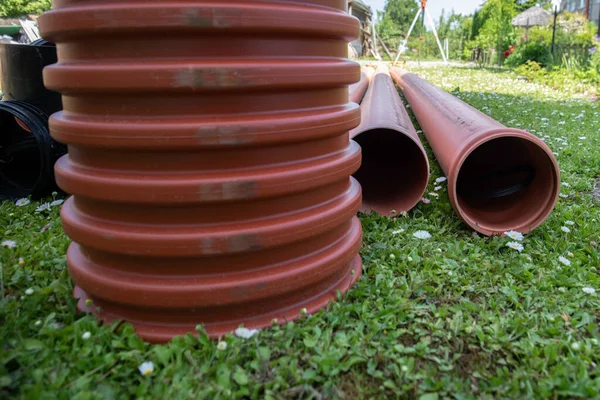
[2, 65, 600, 399]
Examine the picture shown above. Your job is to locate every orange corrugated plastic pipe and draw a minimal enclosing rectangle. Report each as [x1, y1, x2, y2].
[391, 68, 560, 235]
[39, 0, 363, 343]
[351, 65, 429, 216]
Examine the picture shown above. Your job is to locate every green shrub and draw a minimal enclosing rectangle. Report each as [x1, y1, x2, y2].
[514, 60, 599, 95]
[505, 42, 552, 68]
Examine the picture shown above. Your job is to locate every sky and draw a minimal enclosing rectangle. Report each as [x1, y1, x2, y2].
[364, 0, 485, 23]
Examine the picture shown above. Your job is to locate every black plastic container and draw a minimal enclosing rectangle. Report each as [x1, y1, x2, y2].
[0, 41, 62, 116]
[0, 100, 66, 200]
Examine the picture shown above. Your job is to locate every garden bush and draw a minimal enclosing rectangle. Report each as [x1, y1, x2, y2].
[505, 41, 553, 68]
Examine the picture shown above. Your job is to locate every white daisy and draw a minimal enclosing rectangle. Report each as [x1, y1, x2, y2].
[413, 230, 432, 240]
[400, 211, 408, 218]
[582, 287, 596, 295]
[561, 226, 571, 233]
[1, 240, 16, 249]
[25, 288, 34, 295]
[429, 192, 439, 198]
[559, 193, 568, 198]
[50, 199, 64, 207]
[234, 327, 259, 339]
[15, 198, 30, 207]
[506, 242, 524, 252]
[36, 203, 51, 212]
[571, 342, 581, 350]
[504, 231, 524, 241]
[18, 257, 25, 265]
[435, 177, 448, 184]
[565, 220, 575, 225]
[434, 186, 443, 191]
[82, 332, 92, 340]
[558, 256, 571, 266]
[392, 229, 405, 235]
[217, 341, 228, 351]
[138, 361, 154, 376]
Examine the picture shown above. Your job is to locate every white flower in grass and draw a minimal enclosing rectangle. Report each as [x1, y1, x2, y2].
[235, 327, 259, 339]
[392, 229, 405, 235]
[1, 240, 16, 249]
[429, 192, 439, 199]
[435, 177, 447, 184]
[413, 230, 432, 240]
[559, 193, 568, 198]
[15, 198, 30, 207]
[36, 203, 51, 212]
[82, 332, 91, 340]
[506, 242, 524, 252]
[434, 186, 443, 191]
[565, 220, 575, 225]
[138, 361, 154, 376]
[18, 257, 25, 265]
[563, 183, 571, 187]
[400, 211, 408, 218]
[34, 320, 41, 326]
[50, 199, 64, 207]
[25, 288, 34, 295]
[582, 287, 596, 295]
[558, 256, 571, 266]
[561, 226, 571, 233]
[504, 231, 524, 241]
[217, 341, 228, 351]
[571, 342, 581, 351]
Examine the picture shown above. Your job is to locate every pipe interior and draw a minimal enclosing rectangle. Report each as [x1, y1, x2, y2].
[456, 136, 558, 232]
[353, 128, 428, 215]
[0, 109, 40, 199]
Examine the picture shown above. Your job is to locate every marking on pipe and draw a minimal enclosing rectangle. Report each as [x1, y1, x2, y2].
[175, 68, 247, 89]
[196, 126, 254, 145]
[227, 234, 262, 253]
[198, 181, 258, 201]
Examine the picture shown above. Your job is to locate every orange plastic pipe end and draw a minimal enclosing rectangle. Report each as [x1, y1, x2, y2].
[351, 65, 429, 216]
[391, 68, 560, 235]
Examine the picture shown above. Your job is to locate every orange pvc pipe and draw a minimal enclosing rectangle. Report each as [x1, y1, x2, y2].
[391, 68, 560, 235]
[351, 65, 429, 216]
[349, 66, 375, 104]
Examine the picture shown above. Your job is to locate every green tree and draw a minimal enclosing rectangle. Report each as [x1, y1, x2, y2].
[377, 0, 419, 49]
[474, 0, 517, 65]
[515, 0, 550, 13]
[0, 0, 51, 17]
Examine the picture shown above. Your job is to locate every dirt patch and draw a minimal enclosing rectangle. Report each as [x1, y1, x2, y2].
[592, 179, 600, 201]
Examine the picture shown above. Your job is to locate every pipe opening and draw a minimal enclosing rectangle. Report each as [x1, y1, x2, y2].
[353, 128, 428, 215]
[456, 136, 559, 233]
[0, 109, 42, 199]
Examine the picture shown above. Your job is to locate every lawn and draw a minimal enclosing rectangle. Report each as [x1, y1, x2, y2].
[1, 65, 600, 399]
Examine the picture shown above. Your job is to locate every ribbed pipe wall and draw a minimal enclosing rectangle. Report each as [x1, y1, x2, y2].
[39, 0, 363, 342]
